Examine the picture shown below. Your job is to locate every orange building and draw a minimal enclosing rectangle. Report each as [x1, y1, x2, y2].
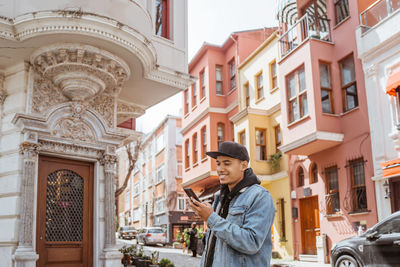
[181, 28, 276, 199]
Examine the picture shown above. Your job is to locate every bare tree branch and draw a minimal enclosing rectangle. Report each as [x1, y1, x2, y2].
[115, 139, 142, 198]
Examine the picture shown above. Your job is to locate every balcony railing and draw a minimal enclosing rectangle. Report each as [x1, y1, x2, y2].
[279, 13, 332, 57]
[360, 0, 400, 31]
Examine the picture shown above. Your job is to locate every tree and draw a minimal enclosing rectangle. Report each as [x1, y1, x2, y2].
[115, 138, 142, 198]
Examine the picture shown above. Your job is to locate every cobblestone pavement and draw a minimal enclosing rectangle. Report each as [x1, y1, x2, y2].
[117, 238, 331, 267]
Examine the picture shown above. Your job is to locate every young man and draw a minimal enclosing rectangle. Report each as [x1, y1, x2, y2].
[189, 141, 275, 267]
[188, 222, 198, 257]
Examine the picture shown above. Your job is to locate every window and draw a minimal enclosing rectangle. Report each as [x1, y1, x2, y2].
[340, 55, 358, 112]
[184, 89, 189, 115]
[244, 82, 250, 107]
[239, 130, 246, 146]
[192, 133, 198, 164]
[125, 190, 130, 207]
[155, 164, 165, 183]
[310, 163, 318, 184]
[217, 123, 225, 148]
[320, 63, 333, 113]
[146, 201, 152, 213]
[200, 70, 206, 99]
[335, 0, 349, 25]
[156, 132, 165, 153]
[192, 83, 197, 107]
[255, 129, 266, 160]
[229, 59, 236, 90]
[133, 208, 140, 221]
[349, 158, 367, 212]
[297, 167, 304, 187]
[184, 139, 190, 169]
[270, 60, 278, 90]
[274, 125, 281, 152]
[155, 197, 165, 214]
[134, 182, 139, 195]
[287, 66, 308, 123]
[216, 66, 223, 95]
[256, 72, 264, 100]
[325, 166, 340, 214]
[201, 126, 207, 159]
[177, 193, 186, 211]
[276, 198, 286, 241]
[155, 0, 169, 38]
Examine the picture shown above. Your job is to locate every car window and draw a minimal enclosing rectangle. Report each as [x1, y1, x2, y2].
[149, 229, 163, 233]
[377, 216, 400, 235]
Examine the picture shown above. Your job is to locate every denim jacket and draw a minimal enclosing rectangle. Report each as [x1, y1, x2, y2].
[200, 184, 275, 267]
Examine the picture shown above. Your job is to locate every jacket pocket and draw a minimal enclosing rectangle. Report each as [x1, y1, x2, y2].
[227, 205, 247, 226]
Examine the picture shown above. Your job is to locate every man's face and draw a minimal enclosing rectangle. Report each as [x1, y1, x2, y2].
[216, 156, 248, 189]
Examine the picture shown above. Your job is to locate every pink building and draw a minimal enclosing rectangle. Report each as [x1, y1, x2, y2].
[276, 0, 378, 262]
[181, 29, 276, 198]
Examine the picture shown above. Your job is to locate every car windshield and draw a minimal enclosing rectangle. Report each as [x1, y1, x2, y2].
[122, 226, 135, 231]
[148, 229, 163, 233]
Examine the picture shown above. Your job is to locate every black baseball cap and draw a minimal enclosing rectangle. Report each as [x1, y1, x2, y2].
[206, 141, 249, 162]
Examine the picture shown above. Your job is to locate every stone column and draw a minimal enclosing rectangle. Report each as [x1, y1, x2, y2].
[14, 138, 39, 267]
[100, 148, 121, 267]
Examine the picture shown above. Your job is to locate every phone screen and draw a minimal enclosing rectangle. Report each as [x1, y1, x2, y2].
[184, 187, 200, 202]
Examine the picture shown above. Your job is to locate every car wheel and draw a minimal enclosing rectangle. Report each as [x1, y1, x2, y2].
[335, 255, 359, 267]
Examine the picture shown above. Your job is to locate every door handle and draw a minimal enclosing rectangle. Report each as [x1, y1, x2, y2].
[394, 240, 400, 246]
[40, 236, 43, 240]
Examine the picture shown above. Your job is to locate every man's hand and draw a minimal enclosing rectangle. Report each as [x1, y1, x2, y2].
[189, 198, 214, 222]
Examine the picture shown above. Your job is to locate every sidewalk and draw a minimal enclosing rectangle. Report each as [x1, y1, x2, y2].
[271, 259, 331, 267]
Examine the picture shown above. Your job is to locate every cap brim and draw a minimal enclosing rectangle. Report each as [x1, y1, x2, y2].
[206, 151, 239, 160]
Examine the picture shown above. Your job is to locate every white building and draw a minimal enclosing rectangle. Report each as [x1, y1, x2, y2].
[0, 0, 193, 266]
[356, 0, 400, 220]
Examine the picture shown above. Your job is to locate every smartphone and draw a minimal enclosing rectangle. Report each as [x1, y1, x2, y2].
[183, 187, 201, 202]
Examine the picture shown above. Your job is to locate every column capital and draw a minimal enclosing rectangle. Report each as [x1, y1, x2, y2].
[0, 73, 7, 105]
[19, 142, 39, 160]
[100, 153, 117, 172]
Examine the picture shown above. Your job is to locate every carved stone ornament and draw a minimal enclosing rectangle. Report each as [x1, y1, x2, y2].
[0, 73, 7, 105]
[30, 44, 130, 101]
[38, 140, 102, 159]
[32, 74, 68, 114]
[53, 118, 95, 142]
[100, 153, 118, 171]
[88, 94, 115, 128]
[117, 100, 145, 123]
[19, 142, 39, 160]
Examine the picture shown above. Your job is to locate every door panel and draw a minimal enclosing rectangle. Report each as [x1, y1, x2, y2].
[391, 179, 400, 212]
[300, 196, 320, 255]
[37, 156, 93, 267]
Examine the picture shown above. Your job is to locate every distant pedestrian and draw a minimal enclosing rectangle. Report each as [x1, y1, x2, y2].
[188, 222, 198, 257]
[189, 141, 275, 267]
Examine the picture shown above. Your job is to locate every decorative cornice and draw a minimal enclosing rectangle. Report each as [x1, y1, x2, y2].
[0, 73, 7, 105]
[117, 100, 145, 122]
[230, 104, 281, 123]
[30, 43, 130, 100]
[258, 170, 288, 182]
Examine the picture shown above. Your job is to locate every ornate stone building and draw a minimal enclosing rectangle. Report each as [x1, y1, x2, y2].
[0, 1, 193, 266]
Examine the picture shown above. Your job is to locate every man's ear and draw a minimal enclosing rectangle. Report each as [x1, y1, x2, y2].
[241, 160, 248, 171]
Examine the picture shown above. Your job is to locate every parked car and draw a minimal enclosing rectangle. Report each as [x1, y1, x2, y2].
[118, 226, 137, 240]
[137, 227, 167, 246]
[331, 211, 400, 267]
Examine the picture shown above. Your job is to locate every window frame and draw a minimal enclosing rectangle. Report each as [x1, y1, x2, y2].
[255, 71, 264, 100]
[339, 54, 358, 112]
[334, 0, 350, 25]
[297, 167, 305, 187]
[238, 130, 246, 146]
[184, 89, 189, 115]
[155, 0, 170, 39]
[229, 59, 236, 91]
[201, 126, 207, 160]
[244, 82, 250, 107]
[274, 125, 281, 152]
[191, 82, 197, 108]
[216, 65, 223, 95]
[319, 62, 334, 114]
[184, 139, 190, 169]
[349, 158, 368, 212]
[192, 133, 198, 164]
[217, 123, 225, 149]
[310, 163, 318, 184]
[286, 66, 308, 123]
[270, 60, 278, 90]
[255, 128, 267, 161]
[325, 166, 340, 214]
[200, 69, 206, 100]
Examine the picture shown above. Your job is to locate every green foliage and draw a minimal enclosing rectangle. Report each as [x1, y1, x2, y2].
[269, 151, 282, 172]
[151, 251, 159, 265]
[159, 258, 174, 267]
[118, 244, 136, 255]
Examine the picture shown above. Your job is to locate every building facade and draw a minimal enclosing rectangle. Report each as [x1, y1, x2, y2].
[181, 29, 275, 199]
[276, 0, 378, 262]
[0, 1, 193, 266]
[231, 32, 293, 259]
[356, 0, 400, 220]
[117, 116, 201, 244]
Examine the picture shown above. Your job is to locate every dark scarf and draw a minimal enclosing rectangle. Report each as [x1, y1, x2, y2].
[204, 168, 260, 267]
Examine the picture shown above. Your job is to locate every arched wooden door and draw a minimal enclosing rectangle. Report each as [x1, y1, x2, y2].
[36, 156, 93, 267]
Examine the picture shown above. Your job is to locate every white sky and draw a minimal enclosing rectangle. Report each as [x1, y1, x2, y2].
[136, 0, 278, 133]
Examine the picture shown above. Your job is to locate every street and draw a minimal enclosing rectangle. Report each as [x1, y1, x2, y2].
[117, 238, 331, 267]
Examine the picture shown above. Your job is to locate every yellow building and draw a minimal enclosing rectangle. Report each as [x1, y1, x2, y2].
[231, 31, 293, 259]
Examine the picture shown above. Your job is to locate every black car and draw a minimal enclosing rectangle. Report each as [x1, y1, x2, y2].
[331, 211, 400, 267]
[118, 226, 137, 240]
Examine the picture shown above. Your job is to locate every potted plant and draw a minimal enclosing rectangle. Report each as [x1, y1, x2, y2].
[159, 258, 174, 267]
[269, 151, 282, 172]
[149, 251, 160, 267]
